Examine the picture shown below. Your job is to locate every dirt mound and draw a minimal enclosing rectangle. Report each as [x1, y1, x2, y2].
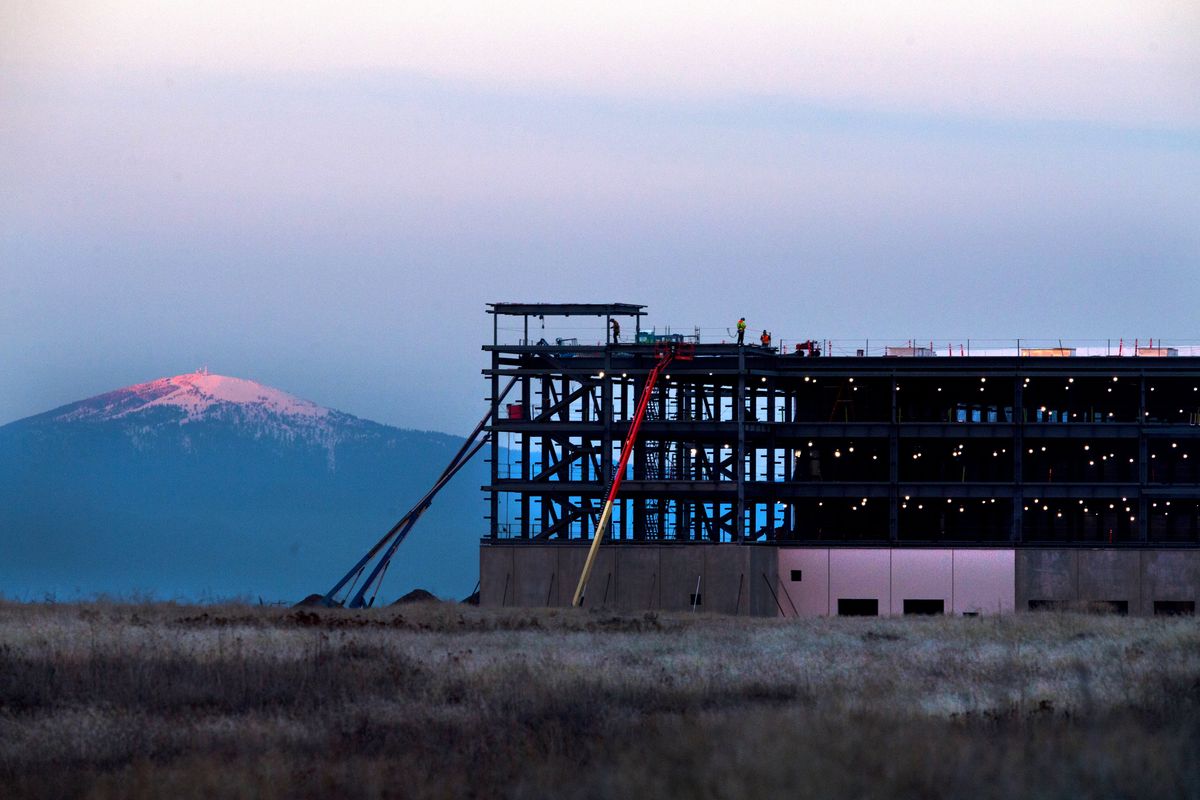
[392, 589, 438, 605]
[461, 590, 480, 605]
[293, 593, 328, 608]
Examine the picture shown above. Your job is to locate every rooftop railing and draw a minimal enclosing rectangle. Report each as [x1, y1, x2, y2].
[495, 324, 1200, 358]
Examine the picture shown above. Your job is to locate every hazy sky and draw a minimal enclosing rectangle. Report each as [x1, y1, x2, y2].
[3, 1, 1199, 433]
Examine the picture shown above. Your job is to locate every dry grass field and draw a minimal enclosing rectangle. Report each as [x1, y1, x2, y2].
[1, 600, 1198, 799]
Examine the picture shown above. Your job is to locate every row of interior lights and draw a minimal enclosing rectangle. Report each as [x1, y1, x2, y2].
[599, 373, 1198, 419]
[598, 373, 1198, 392]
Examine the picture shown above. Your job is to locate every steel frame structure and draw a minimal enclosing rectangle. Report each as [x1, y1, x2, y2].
[486, 304, 1200, 548]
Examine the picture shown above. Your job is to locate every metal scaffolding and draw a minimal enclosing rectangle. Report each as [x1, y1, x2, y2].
[485, 303, 1200, 547]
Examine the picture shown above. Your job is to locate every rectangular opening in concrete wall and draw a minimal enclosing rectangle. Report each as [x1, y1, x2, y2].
[903, 599, 945, 615]
[1088, 600, 1129, 615]
[689, 593, 702, 607]
[790, 569, 802, 581]
[1153, 600, 1195, 616]
[1028, 600, 1063, 611]
[837, 598, 879, 616]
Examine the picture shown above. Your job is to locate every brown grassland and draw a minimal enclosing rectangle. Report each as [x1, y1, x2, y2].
[1, 600, 1198, 799]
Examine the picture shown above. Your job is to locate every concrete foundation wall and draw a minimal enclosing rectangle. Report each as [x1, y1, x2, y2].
[483, 544, 1200, 617]
[1015, 548, 1200, 614]
[953, 550, 1016, 615]
[829, 549, 891, 614]
[777, 548, 1015, 617]
[890, 549, 954, 615]
[776, 549, 830, 616]
[481, 543, 777, 615]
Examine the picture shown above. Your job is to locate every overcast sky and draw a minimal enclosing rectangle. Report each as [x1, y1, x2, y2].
[3, 1, 1199, 433]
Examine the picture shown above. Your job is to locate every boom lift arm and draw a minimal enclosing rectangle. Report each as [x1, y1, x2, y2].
[572, 342, 692, 606]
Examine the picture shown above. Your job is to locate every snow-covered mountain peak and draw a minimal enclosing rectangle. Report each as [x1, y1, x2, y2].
[54, 371, 332, 424]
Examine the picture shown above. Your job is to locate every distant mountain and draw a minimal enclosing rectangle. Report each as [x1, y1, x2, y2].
[0, 372, 489, 602]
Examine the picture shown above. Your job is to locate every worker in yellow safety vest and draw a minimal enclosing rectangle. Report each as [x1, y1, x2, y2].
[736, 317, 746, 346]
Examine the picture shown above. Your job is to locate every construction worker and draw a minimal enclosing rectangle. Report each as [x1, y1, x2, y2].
[760, 330, 771, 347]
[610, 318, 621, 344]
[736, 317, 746, 346]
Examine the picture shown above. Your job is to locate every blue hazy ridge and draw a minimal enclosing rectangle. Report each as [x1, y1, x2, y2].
[0, 405, 492, 603]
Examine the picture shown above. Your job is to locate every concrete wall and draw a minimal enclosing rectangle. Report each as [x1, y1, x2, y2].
[481, 543, 777, 615]
[829, 549, 891, 614]
[484, 544, 1200, 617]
[953, 550, 1016, 615]
[1016, 548, 1200, 615]
[776, 548, 1015, 617]
[890, 549, 953, 615]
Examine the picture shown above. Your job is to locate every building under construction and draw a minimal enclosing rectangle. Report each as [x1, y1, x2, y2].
[478, 303, 1200, 616]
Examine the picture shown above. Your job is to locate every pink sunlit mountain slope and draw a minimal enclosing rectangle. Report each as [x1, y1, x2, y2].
[50, 371, 353, 467]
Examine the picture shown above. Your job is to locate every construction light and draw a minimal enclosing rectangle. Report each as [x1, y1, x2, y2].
[692, 448, 700, 457]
